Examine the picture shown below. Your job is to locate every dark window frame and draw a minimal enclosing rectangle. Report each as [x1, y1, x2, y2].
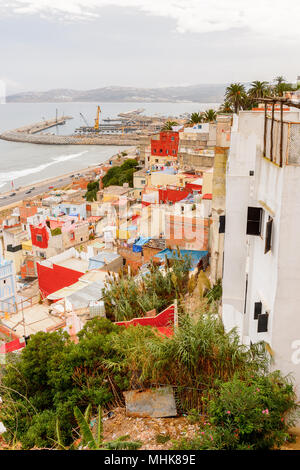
[264, 217, 273, 254]
[246, 207, 263, 236]
[257, 312, 269, 333]
[254, 301, 262, 319]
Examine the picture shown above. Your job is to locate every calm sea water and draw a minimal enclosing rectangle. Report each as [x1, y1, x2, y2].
[0, 102, 219, 193]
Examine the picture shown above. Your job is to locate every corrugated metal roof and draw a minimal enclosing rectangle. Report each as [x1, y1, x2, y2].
[66, 281, 104, 309]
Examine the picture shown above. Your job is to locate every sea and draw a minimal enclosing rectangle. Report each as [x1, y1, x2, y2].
[0, 101, 219, 193]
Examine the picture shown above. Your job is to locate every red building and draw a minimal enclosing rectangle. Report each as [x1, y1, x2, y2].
[151, 131, 179, 157]
[37, 262, 84, 299]
[30, 224, 49, 249]
[158, 187, 191, 204]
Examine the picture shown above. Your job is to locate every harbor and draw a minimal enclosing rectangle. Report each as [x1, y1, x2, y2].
[0, 105, 182, 146]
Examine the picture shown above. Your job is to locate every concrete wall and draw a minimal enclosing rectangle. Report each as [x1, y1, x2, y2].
[222, 110, 300, 425]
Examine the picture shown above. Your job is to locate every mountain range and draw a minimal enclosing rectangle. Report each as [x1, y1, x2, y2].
[6, 84, 226, 103]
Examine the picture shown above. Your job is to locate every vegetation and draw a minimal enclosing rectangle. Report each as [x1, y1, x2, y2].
[202, 109, 217, 122]
[84, 180, 99, 202]
[102, 159, 138, 188]
[218, 76, 297, 116]
[102, 254, 192, 322]
[189, 112, 203, 124]
[0, 261, 298, 451]
[72, 405, 142, 450]
[248, 80, 270, 100]
[161, 121, 178, 131]
[0, 306, 298, 450]
[50, 227, 62, 236]
[224, 83, 247, 113]
[173, 373, 299, 450]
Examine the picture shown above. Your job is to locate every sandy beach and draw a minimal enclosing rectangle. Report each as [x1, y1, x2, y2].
[0, 146, 137, 211]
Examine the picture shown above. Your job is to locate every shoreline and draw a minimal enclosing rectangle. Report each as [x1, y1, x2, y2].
[0, 146, 137, 211]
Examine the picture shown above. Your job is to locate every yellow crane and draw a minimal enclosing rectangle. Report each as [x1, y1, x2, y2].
[94, 105, 101, 131]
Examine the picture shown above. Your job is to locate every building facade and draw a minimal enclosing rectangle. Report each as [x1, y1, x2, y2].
[222, 108, 300, 416]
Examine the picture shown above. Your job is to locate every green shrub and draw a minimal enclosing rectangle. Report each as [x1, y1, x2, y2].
[173, 373, 299, 450]
[102, 159, 138, 188]
[51, 227, 62, 236]
[21, 410, 57, 449]
[155, 433, 171, 444]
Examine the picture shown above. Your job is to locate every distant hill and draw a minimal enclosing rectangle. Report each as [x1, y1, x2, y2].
[6, 84, 226, 103]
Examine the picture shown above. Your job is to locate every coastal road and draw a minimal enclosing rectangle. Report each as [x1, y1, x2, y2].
[0, 173, 83, 208]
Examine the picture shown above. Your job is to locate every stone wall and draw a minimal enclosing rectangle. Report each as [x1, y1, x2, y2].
[0, 131, 144, 146]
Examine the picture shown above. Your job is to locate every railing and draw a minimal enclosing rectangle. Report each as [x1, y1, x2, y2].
[264, 117, 300, 166]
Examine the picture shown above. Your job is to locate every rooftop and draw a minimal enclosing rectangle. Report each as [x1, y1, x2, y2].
[2, 303, 64, 336]
[56, 257, 89, 273]
[103, 185, 131, 195]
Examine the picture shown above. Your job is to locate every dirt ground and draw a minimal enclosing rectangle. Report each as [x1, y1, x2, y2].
[102, 407, 198, 450]
[280, 428, 300, 450]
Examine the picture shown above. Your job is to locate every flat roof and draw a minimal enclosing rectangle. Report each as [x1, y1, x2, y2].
[56, 257, 89, 273]
[103, 185, 130, 194]
[2, 303, 64, 336]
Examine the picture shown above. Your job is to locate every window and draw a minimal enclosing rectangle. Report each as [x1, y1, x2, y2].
[36, 234, 43, 242]
[172, 150, 176, 155]
[246, 207, 263, 235]
[141, 180, 146, 185]
[219, 215, 226, 233]
[70, 232, 75, 240]
[257, 313, 269, 333]
[153, 149, 156, 153]
[254, 301, 262, 319]
[264, 217, 273, 254]
[171, 136, 174, 141]
[160, 149, 163, 153]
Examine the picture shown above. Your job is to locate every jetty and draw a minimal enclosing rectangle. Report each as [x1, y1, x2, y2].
[13, 116, 72, 134]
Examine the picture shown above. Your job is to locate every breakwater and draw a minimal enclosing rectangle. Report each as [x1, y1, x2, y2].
[0, 115, 146, 145]
[0, 130, 144, 146]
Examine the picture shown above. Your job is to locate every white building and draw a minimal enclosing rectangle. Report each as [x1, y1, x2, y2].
[222, 106, 300, 414]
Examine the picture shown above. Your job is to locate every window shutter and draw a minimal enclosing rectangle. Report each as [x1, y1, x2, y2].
[264, 218, 273, 254]
[257, 313, 269, 333]
[219, 215, 225, 233]
[246, 207, 262, 235]
[254, 301, 262, 319]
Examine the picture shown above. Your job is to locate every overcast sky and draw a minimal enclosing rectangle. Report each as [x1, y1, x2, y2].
[0, 0, 298, 94]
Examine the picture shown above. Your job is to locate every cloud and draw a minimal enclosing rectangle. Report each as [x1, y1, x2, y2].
[0, 0, 300, 40]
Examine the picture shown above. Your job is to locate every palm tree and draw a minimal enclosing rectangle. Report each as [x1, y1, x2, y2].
[202, 109, 217, 122]
[218, 101, 233, 114]
[248, 81, 269, 99]
[274, 76, 286, 85]
[225, 83, 247, 113]
[161, 120, 178, 131]
[189, 112, 203, 124]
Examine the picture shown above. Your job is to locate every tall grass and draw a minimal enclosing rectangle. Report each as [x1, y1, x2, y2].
[103, 309, 268, 411]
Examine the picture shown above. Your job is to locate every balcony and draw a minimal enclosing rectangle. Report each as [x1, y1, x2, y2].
[260, 97, 300, 167]
[264, 117, 300, 166]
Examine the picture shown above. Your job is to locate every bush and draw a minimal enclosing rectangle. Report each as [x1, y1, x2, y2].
[21, 410, 57, 449]
[102, 255, 191, 322]
[84, 180, 99, 202]
[102, 159, 138, 188]
[173, 373, 299, 450]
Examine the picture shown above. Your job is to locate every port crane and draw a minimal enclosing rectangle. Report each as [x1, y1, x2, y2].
[94, 105, 101, 131]
[79, 112, 90, 127]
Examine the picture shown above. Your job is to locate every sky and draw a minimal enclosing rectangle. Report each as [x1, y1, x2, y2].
[0, 0, 298, 94]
